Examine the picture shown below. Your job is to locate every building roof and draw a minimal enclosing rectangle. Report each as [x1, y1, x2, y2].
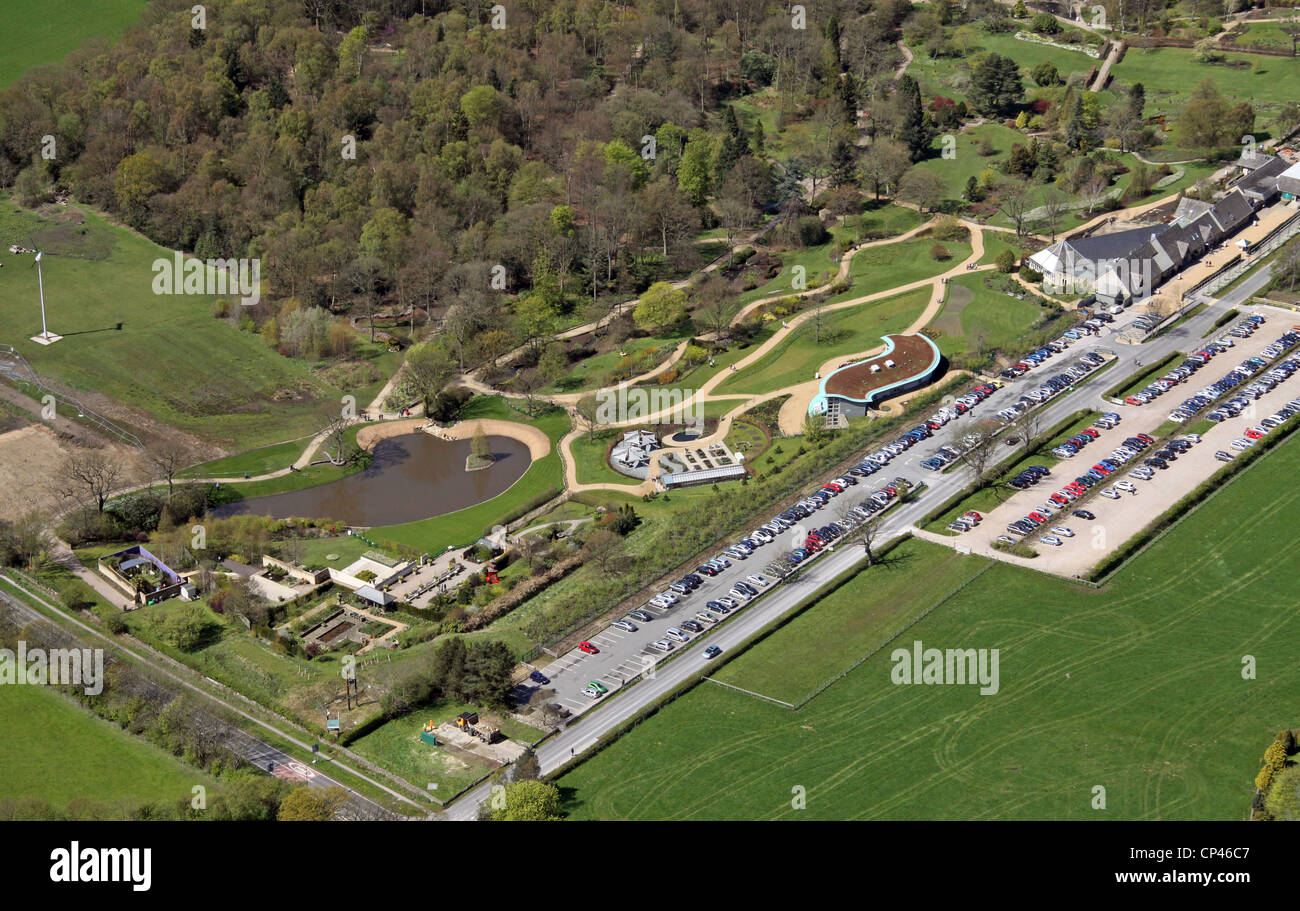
[1032, 189, 1257, 301]
[355, 585, 393, 606]
[662, 464, 748, 487]
[1278, 161, 1300, 197]
[1234, 154, 1290, 200]
[1233, 152, 1279, 172]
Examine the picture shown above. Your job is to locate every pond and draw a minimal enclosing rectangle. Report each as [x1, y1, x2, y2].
[211, 433, 531, 526]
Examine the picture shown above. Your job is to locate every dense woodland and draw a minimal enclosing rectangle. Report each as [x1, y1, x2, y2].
[0, 0, 1285, 393]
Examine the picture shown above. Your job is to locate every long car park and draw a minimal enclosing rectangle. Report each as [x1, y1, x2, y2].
[453, 266, 1297, 817]
[514, 292, 1299, 717]
[949, 313, 1300, 576]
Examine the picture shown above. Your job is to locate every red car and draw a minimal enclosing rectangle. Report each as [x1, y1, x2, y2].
[1081, 428, 1100, 439]
[578, 641, 599, 654]
[1245, 427, 1265, 440]
[1136, 433, 1155, 443]
[964, 510, 982, 522]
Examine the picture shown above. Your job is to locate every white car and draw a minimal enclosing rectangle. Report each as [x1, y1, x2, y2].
[581, 687, 603, 699]
[665, 627, 690, 643]
[649, 639, 673, 652]
[1051, 526, 1074, 538]
[747, 573, 770, 588]
[694, 611, 718, 625]
[1114, 481, 1135, 492]
[611, 619, 638, 633]
[1040, 535, 1063, 546]
[1100, 488, 1120, 499]
[728, 588, 752, 602]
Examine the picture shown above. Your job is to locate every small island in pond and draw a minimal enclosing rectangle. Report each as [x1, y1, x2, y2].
[466, 423, 496, 472]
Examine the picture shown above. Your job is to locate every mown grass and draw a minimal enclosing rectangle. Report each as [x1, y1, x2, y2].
[0, 670, 212, 807]
[0, 198, 390, 449]
[0, 0, 146, 87]
[714, 287, 933, 396]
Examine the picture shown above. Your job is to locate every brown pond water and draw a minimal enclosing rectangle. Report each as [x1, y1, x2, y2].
[211, 433, 531, 526]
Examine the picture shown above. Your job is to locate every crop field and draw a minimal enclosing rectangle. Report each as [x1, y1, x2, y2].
[556, 434, 1300, 820]
[0, 678, 206, 809]
[0, 0, 146, 87]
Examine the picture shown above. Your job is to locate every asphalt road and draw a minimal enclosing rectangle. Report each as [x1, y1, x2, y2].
[447, 267, 1280, 820]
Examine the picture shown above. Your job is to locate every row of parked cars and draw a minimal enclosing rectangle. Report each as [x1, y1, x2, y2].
[1051, 412, 1121, 459]
[1002, 430, 1175, 540]
[595, 377, 1007, 668]
[1206, 355, 1300, 423]
[1168, 329, 1300, 422]
[996, 353, 1108, 424]
[1122, 343, 1234, 408]
[998, 319, 1109, 380]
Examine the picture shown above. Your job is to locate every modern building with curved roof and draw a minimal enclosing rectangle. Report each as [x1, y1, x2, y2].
[808, 333, 943, 419]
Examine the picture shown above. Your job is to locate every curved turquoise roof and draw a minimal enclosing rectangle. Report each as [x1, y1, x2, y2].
[808, 334, 942, 416]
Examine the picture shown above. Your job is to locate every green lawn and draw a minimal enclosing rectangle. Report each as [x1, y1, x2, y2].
[1109, 46, 1300, 121]
[545, 331, 689, 394]
[558, 432, 1300, 819]
[712, 538, 986, 704]
[0, 677, 207, 809]
[821, 237, 971, 306]
[0, 0, 147, 87]
[0, 199, 390, 449]
[178, 438, 313, 479]
[714, 287, 933, 396]
[914, 122, 1032, 202]
[930, 272, 1048, 360]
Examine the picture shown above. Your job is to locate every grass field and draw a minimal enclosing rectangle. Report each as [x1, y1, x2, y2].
[557, 432, 1300, 819]
[929, 273, 1047, 361]
[821, 237, 972, 307]
[1109, 46, 1300, 122]
[0, 0, 146, 87]
[714, 287, 933, 396]
[179, 438, 313, 479]
[0, 677, 206, 809]
[0, 199, 393, 449]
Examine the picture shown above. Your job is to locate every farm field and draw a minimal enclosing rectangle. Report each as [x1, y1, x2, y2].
[0, 199, 393, 449]
[0, 676, 207, 810]
[556, 433, 1300, 820]
[0, 0, 147, 87]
